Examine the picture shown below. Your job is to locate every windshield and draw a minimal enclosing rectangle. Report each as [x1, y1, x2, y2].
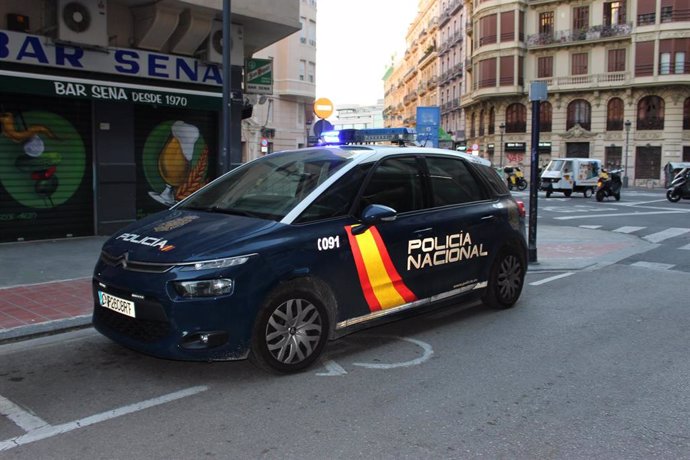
[545, 160, 566, 172]
[176, 149, 353, 220]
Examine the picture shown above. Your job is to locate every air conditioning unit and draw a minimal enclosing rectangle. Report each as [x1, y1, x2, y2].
[53, 0, 108, 47]
[203, 21, 243, 65]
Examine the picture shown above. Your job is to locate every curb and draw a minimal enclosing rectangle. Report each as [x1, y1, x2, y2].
[0, 315, 92, 345]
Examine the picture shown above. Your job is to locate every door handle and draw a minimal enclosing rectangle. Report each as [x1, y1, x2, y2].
[481, 215, 496, 221]
[413, 227, 433, 236]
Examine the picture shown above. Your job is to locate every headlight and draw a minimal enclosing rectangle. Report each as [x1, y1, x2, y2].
[174, 278, 234, 297]
[178, 254, 254, 271]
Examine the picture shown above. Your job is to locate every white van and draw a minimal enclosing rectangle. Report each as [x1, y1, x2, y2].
[539, 158, 602, 198]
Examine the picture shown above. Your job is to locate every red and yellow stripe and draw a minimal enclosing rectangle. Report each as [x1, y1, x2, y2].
[345, 225, 417, 312]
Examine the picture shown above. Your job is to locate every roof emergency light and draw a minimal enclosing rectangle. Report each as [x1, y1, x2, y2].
[319, 127, 416, 146]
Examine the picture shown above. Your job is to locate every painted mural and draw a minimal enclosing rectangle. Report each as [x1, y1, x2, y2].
[0, 96, 92, 242]
[135, 107, 217, 219]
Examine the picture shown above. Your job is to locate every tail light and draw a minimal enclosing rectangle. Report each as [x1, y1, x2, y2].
[516, 200, 526, 218]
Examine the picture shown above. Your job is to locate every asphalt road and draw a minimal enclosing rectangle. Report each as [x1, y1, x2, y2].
[1, 189, 689, 458]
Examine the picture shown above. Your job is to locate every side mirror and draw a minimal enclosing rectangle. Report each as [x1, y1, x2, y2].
[352, 204, 397, 235]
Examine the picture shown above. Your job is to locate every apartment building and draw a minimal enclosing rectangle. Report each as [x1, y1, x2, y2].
[0, 0, 300, 242]
[244, 0, 317, 159]
[463, 0, 690, 185]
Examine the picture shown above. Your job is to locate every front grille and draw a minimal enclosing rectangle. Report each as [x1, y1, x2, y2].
[100, 250, 174, 273]
[93, 281, 171, 343]
[94, 306, 171, 343]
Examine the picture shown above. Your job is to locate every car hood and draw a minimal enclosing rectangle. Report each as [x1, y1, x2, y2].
[101, 209, 281, 262]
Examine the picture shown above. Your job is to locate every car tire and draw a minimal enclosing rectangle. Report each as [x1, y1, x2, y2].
[482, 247, 525, 309]
[564, 190, 572, 197]
[595, 190, 605, 202]
[250, 283, 329, 373]
[614, 192, 621, 201]
[545, 190, 552, 198]
[583, 188, 592, 198]
[667, 190, 681, 203]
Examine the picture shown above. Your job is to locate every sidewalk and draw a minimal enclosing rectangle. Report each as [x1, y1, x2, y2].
[0, 226, 654, 343]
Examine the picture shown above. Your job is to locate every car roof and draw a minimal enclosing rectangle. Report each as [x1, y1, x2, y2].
[308, 145, 492, 167]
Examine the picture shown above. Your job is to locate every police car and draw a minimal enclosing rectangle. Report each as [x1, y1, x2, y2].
[93, 129, 528, 373]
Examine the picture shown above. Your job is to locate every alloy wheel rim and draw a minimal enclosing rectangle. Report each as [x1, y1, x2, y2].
[265, 298, 323, 364]
[497, 255, 522, 302]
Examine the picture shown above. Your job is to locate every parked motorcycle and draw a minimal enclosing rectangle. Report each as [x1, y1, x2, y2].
[505, 166, 528, 191]
[595, 169, 622, 202]
[666, 168, 690, 202]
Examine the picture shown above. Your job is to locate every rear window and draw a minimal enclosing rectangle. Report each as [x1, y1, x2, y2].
[475, 165, 510, 196]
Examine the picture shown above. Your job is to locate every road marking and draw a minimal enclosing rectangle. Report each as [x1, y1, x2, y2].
[529, 272, 574, 286]
[680, 243, 690, 250]
[631, 261, 675, 271]
[613, 226, 645, 234]
[352, 336, 433, 370]
[0, 386, 208, 451]
[316, 359, 348, 376]
[555, 210, 686, 220]
[0, 395, 48, 432]
[642, 228, 690, 243]
[579, 225, 602, 229]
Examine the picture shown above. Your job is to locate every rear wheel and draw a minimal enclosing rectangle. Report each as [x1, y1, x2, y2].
[250, 285, 329, 373]
[482, 247, 525, 309]
[667, 189, 681, 203]
[517, 180, 528, 191]
[583, 188, 592, 198]
[564, 190, 572, 197]
[595, 190, 605, 202]
[614, 192, 621, 201]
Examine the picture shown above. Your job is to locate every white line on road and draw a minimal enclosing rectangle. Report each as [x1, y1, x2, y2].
[555, 210, 686, 220]
[529, 272, 575, 286]
[579, 225, 602, 229]
[679, 243, 690, 250]
[631, 261, 675, 271]
[0, 395, 48, 432]
[613, 226, 646, 234]
[642, 228, 690, 243]
[0, 386, 208, 451]
[352, 336, 434, 370]
[316, 359, 348, 376]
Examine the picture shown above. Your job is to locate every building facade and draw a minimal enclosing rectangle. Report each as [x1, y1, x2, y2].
[463, 0, 690, 185]
[331, 103, 384, 131]
[242, 0, 317, 160]
[0, 0, 300, 242]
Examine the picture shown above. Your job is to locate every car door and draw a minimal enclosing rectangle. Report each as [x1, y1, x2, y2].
[420, 155, 500, 297]
[347, 155, 436, 311]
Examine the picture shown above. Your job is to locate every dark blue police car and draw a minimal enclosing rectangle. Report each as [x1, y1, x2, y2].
[93, 143, 527, 373]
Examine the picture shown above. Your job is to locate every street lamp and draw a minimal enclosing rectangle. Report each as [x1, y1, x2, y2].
[499, 122, 505, 168]
[623, 119, 631, 187]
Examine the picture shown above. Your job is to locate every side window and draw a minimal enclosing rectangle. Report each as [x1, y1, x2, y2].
[426, 157, 486, 206]
[296, 164, 371, 223]
[358, 157, 424, 214]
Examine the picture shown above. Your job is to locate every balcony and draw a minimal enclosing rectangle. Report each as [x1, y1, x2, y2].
[526, 23, 632, 48]
[533, 71, 630, 90]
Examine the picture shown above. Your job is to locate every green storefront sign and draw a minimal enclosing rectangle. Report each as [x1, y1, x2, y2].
[245, 59, 273, 95]
[0, 75, 221, 110]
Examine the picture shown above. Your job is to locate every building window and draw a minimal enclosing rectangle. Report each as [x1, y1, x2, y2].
[684, 98, 690, 130]
[470, 112, 476, 138]
[540, 101, 552, 132]
[573, 6, 590, 32]
[479, 109, 485, 136]
[299, 60, 306, 80]
[572, 53, 588, 75]
[635, 41, 655, 76]
[604, 1, 626, 26]
[505, 103, 526, 133]
[479, 14, 497, 46]
[635, 146, 661, 179]
[538, 56, 553, 78]
[637, 95, 665, 130]
[660, 52, 671, 75]
[567, 99, 591, 130]
[539, 12, 554, 35]
[488, 107, 495, 134]
[308, 20, 316, 46]
[608, 49, 626, 72]
[605, 146, 622, 168]
[300, 16, 307, 43]
[308, 62, 316, 83]
[637, 0, 656, 25]
[676, 52, 686, 74]
[607, 98, 624, 131]
[500, 11, 515, 42]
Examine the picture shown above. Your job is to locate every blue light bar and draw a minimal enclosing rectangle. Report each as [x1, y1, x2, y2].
[319, 127, 416, 146]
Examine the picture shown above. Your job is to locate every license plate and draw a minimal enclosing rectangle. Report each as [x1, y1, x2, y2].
[98, 291, 136, 318]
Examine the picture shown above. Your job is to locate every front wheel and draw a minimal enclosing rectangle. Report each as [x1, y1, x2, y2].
[595, 190, 605, 202]
[482, 247, 526, 309]
[517, 180, 528, 191]
[250, 286, 329, 373]
[667, 189, 682, 203]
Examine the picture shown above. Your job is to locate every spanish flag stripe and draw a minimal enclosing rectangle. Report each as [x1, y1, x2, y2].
[368, 226, 418, 303]
[345, 226, 382, 311]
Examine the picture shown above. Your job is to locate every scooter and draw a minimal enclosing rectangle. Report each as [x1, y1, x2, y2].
[505, 167, 528, 191]
[666, 168, 690, 202]
[595, 169, 622, 202]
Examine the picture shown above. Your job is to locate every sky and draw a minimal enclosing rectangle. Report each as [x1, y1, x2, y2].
[315, 0, 419, 107]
